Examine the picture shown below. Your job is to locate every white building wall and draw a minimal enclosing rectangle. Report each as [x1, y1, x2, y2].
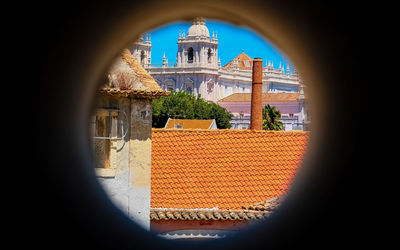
[221, 81, 234, 98]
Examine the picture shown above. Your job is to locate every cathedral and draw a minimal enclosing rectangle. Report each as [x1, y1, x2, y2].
[130, 17, 309, 130]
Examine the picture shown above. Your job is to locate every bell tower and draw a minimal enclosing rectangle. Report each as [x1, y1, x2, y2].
[130, 33, 152, 68]
[176, 18, 218, 68]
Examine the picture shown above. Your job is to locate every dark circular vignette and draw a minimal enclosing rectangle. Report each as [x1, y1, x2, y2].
[31, 0, 373, 249]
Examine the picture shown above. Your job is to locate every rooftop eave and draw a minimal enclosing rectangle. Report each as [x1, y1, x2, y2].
[99, 88, 170, 99]
[150, 208, 270, 221]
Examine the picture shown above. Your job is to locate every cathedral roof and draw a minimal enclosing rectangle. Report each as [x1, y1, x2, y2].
[223, 51, 254, 70]
[187, 17, 210, 38]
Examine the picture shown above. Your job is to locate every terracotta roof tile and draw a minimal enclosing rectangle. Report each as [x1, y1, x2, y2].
[99, 88, 169, 98]
[150, 209, 268, 221]
[165, 119, 215, 129]
[151, 129, 309, 210]
[223, 52, 254, 70]
[242, 195, 287, 212]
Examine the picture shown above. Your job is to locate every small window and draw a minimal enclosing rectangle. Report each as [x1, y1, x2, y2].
[91, 109, 118, 170]
[91, 108, 129, 178]
[91, 108, 128, 141]
[92, 109, 118, 139]
[208, 48, 212, 63]
[140, 50, 146, 65]
[166, 82, 175, 91]
[188, 47, 193, 63]
[174, 123, 183, 129]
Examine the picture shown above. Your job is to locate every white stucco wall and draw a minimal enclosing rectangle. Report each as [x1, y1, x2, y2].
[94, 96, 153, 231]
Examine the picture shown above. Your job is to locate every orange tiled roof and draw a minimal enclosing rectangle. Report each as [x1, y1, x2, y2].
[218, 93, 300, 103]
[242, 195, 286, 211]
[151, 129, 309, 210]
[223, 52, 253, 70]
[165, 119, 215, 129]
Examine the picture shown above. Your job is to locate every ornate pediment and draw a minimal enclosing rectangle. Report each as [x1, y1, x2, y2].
[163, 78, 176, 90]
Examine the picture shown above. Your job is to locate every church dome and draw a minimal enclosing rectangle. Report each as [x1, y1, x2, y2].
[187, 17, 210, 38]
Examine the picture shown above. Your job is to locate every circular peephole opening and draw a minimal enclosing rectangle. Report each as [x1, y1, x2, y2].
[90, 17, 311, 241]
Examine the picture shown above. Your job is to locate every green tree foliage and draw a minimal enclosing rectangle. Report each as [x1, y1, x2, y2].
[262, 104, 284, 130]
[209, 103, 233, 129]
[152, 90, 233, 129]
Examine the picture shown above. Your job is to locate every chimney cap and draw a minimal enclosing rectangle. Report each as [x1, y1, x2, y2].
[253, 58, 263, 61]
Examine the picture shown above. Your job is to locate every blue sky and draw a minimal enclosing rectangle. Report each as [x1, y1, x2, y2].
[146, 19, 294, 71]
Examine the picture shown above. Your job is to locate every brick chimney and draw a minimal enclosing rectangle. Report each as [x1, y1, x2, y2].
[250, 58, 263, 130]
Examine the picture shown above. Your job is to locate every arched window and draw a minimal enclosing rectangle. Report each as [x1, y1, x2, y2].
[188, 47, 193, 63]
[208, 48, 212, 63]
[167, 84, 174, 91]
[164, 79, 175, 91]
[140, 50, 145, 65]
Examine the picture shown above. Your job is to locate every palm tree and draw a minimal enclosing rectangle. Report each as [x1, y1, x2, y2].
[262, 104, 284, 130]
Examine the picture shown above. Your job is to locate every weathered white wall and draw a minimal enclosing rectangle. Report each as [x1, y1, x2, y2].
[94, 96, 153, 231]
[95, 97, 131, 216]
[128, 98, 152, 231]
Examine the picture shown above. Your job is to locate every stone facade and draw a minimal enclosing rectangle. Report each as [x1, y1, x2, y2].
[92, 49, 169, 231]
[93, 95, 155, 230]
